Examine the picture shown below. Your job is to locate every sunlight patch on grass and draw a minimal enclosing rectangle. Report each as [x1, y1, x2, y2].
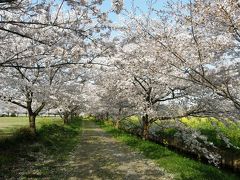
[0, 116, 62, 138]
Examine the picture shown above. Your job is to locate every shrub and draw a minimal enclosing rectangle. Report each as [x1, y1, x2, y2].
[10, 113, 17, 117]
[13, 127, 36, 142]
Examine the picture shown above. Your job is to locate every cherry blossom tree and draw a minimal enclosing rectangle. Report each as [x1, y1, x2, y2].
[106, 14, 212, 139]
[54, 84, 86, 124]
[50, 68, 94, 124]
[96, 66, 135, 127]
[148, 0, 240, 121]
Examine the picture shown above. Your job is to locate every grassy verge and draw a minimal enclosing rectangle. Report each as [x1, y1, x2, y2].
[0, 117, 82, 179]
[120, 116, 240, 152]
[97, 120, 240, 180]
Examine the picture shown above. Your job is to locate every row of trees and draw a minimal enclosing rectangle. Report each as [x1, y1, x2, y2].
[0, 0, 123, 132]
[97, 0, 239, 139]
[0, 0, 239, 164]
[93, 0, 240, 164]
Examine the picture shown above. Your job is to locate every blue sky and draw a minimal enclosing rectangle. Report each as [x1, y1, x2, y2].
[101, 0, 165, 22]
[101, 0, 189, 23]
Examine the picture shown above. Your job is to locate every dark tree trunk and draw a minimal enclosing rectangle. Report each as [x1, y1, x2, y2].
[142, 114, 150, 140]
[29, 114, 36, 133]
[115, 108, 122, 129]
[27, 102, 45, 134]
[70, 111, 77, 121]
[63, 113, 70, 124]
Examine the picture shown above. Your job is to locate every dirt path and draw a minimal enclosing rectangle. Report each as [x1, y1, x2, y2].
[63, 120, 172, 180]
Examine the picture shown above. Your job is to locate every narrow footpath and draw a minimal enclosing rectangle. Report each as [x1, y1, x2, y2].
[63, 120, 172, 180]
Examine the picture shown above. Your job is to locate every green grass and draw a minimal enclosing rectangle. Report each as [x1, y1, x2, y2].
[97, 120, 240, 180]
[0, 117, 82, 179]
[0, 116, 62, 138]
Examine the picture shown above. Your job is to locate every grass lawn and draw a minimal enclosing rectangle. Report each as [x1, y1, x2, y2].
[97, 120, 240, 180]
[0, 116, 82, 179]
[0, 116, 62, 138]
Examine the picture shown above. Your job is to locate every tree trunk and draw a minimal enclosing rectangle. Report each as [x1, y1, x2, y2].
[70, 111, 77, 121]
[115, 119, 120, 129]
[115, 108, 122, 129]
[63, 113, 70, 124]
[142, 114, 150, 140]
[29, 114, 36, 133]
